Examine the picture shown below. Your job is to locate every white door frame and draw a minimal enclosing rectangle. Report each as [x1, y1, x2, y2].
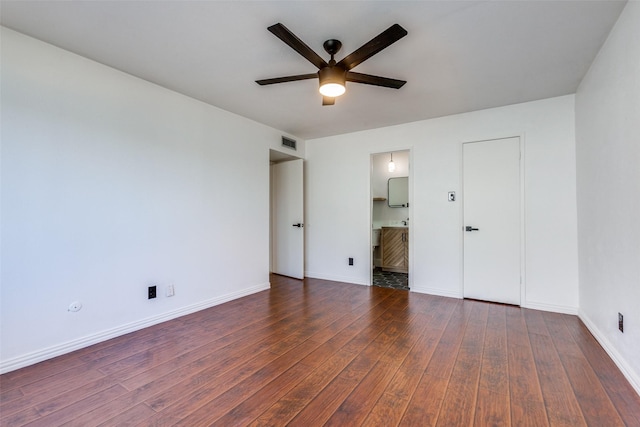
[459, 134, 526, 304]
[369, 148, 414, 289]
[270, 154, 304, 279]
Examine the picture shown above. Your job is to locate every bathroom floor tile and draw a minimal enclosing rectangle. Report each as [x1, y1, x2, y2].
[373, 268, 409, 291]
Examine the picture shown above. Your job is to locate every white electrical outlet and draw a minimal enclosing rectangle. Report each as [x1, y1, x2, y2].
[68, 301, 82, 312]
[166, 283, 175, 297]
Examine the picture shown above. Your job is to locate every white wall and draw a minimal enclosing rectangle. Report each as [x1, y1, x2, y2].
[575, 2, 640, 393]
[305, 95, 579, 312]
[0, 28, 303, 372]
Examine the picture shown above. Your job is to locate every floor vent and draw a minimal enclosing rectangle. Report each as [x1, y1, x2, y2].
[282, 136, 297, 150]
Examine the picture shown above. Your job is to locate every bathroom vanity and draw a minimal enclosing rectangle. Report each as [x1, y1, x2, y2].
[381, 226, 409, 273]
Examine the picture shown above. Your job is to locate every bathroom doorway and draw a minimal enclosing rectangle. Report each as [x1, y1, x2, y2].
[370, 150, 410, 290]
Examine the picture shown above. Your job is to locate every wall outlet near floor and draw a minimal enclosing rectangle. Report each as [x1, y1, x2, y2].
[166, 283, 175, 297]
[618, 312, 624, 332]
[148, 285, 157, 299]
[348, 257, 354, 266]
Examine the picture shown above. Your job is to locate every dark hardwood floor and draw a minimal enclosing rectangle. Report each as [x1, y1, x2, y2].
[1, 274, 639, 426]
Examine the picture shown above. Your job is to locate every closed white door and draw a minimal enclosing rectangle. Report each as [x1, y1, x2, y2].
[463, 137, 521, 305]
[272, 159, 304, 279]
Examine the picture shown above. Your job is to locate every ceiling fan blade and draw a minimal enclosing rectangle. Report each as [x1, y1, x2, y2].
[256, 73, 318, 85]
[268, 23, 328, 69]
[322, 96, 335, 106]
[337, 24, 407, 71]
[346, 71, 406, 89]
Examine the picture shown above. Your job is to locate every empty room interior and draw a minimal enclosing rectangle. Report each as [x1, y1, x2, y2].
[1, 1, 639, 425]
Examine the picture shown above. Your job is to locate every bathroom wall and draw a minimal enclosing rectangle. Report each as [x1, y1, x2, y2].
[371, 151, 410, 229]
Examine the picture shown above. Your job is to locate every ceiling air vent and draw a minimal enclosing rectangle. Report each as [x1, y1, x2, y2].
[282, 136, 297, 150]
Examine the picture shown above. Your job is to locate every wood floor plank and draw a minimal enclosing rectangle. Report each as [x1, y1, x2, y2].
[383, 314, 453, 402]
[325, 360, 397, 426]
[563, 317, 640, 426]
[378, 312, 429, 368]
[505, 306, 549, 426]
[435, 301, 489, 426]
[0, 360, 79, 394]
[399, 300, 471, 425]
[506, 307, 545, 402]
[25, 384, 128, 427]
[61, 392, 154, 427]
[475, 304, 510, 426]
[0, 406, 41, 426]
[207, 362, 313, 426]
[95, 403, 156, 427]
[143, 346, 283, 416]
[544, 313, 625, 426]
[0, 386, 23, 405]
[423, 299, 470, 380]
[399, 373, 448, 427]
[561, 354, 625, 426]
[528, 332, 588, 426]
[286, 376, 359, 426]
[250, 349, 357, 426]
[114, 286, 336, 406]
[361, 391, 409, 427]
[508, 342, 549, 426]
[1, 375, 117, 419]
[116, 292, 322, 389]
[523, 308, 551, 336]
[134, 295, 342, 410]
[510, 398, 550, 427]
[475, 387, 512, 427]
[153, 339, 322, 425]
[3, 362, 105, 401]
[479, 304, 509, 393]
[1, 274, 638, 426]
[299, 304, 391, 368]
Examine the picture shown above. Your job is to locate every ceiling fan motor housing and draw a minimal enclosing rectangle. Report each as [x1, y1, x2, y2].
[318, 66, 346, 88]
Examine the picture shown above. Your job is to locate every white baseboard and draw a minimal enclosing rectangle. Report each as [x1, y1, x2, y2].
[304, 271, 369, 286]
[578, 310, 640, 396]
[0, 282, 270, 374]
[523, 300, 578, 315]
[410, 286, 462, 299]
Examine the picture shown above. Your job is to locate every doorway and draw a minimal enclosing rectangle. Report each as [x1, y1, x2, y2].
[270, 150, 304, 279]
[371, 150, 410, 290]
[462, 137, 522, 305]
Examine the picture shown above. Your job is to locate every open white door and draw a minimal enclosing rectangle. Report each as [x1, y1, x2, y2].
[272, 159, 304, 279]
[463, 137, 521, 305]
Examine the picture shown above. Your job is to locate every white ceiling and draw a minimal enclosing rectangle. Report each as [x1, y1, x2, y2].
[0, 1, 626, 140]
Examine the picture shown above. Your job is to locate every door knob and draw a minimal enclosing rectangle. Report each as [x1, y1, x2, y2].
[292, 223, 304, 228]
[465, 226, 479, 232]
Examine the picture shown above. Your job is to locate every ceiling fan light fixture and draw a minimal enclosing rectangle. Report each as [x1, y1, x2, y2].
[319, 83, 345, 97]
[318, 67, 346, 97]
